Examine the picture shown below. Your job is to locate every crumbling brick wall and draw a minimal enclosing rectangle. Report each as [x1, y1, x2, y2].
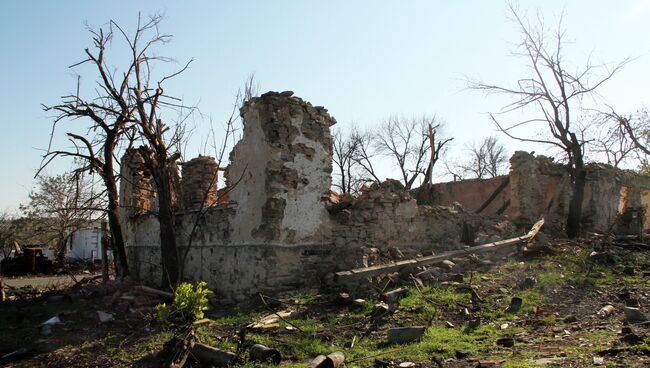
[331, 180, 475, 270]
[226, 91, 335, 244]
[412, 176, 510, 215]
[181, 155, 219, 210]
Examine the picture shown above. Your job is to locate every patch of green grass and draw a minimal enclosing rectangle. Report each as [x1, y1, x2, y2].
[106, 329, 173, 362]
[281, 336, 341, 358]
[291, 292, 319, 305]
[536, 270, 564, 291]
[399, 286, 467, 322]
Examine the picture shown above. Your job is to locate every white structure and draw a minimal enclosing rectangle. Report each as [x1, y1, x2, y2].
[67, 225, 111, 260]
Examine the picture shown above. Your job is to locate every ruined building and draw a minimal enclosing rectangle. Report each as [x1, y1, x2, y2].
[119, 92, 650, 301]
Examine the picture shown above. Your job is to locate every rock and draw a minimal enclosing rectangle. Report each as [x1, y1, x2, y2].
[96, 310, 115, 323]
[455, 350, 470, 359]
[398, 362, 416, 368]
[352, 299, 366, 308]
[387, 326, 427, 344]
[441, 260, 456, 270]
[592, 356, 604, 365]
[623, 266, 635, 276]
[623, 306, 647, 322]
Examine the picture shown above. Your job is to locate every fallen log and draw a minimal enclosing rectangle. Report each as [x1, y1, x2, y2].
[335, 218, 544, 282]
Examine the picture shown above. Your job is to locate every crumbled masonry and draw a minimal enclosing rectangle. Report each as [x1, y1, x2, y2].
[119, 91, 650, 302]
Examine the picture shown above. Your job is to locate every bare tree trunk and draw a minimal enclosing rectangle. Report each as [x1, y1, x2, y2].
[155, 165, 180, 289]
[566, 138, 585, 238]
[103, 169, 129, 278]
[56, 236, 68, 265]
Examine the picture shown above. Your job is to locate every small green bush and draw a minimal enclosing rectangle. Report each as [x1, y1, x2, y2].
[156, 281, 211, 325]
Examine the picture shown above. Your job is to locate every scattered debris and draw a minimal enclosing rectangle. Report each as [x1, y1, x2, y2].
[597, 304, 616, 318]
[592, 356, 604, 365]
[381, 287, 409, 303]
[306, 351, 345, 368]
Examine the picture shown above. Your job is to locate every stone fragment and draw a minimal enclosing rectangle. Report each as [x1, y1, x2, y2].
[623, 306, 647, 322]
[387, 326, 426, 344]
[96, 310, 114, 323]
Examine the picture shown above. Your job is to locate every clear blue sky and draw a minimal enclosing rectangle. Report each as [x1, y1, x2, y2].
[1, 1, 648, 212]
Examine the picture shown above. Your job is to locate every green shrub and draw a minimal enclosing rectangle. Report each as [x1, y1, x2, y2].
[156, 281, 211, 325]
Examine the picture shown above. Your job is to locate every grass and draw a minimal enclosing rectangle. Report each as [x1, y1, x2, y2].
[4, 244, 650, 367]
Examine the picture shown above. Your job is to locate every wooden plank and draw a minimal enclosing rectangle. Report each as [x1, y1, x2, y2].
[335, 218, 544, 282]
[476, 176, 510, 214]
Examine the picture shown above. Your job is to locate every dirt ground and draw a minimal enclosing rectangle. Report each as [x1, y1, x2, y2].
[1, 234, 649, 368]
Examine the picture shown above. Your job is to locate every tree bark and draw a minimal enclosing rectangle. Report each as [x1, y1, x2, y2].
[566, 138, 586, 238]
[102, 133, 130, 278]
[155, 164, 180, 289]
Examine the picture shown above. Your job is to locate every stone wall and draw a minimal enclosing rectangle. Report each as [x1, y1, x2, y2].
[181, 156, 219, 210]
[120, 92, 650, 302]
[332, 180, 475, 270]
[226, 91, 335, 245]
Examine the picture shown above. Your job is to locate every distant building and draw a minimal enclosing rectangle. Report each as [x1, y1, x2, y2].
[66, 224, 112, 261]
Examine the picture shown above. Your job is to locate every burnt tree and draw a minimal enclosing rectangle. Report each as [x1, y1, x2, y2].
[471, 5, 626, 237]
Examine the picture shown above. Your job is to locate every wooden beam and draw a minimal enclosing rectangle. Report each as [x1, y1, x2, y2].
[476, 176, 510, 214]
[335, 218, 544, 282]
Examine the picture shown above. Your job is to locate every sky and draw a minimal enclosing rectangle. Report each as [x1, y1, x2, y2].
[0, 1, 649, 213]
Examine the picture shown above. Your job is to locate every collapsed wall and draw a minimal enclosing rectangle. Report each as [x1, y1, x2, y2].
[120, 92, 480, 301]
[420, 151, 650, 234]
[120, 91, 650, 302]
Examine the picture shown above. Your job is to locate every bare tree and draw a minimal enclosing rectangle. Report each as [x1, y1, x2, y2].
[332, 127, 362, 194]
[422, 121, 454, 184]
[39, 17, 159, 277]
[374, 115, 451, 189]
[0, 212, 17, 260]
[459, 136, 509, 179]
[612, 110, 650, 159]
[351, 130, 382, 185]
[21, 173, 100, 263]
[44, 14, 194, 288]
[118, 15, 195, 289]
[590, 113, 637, 168]
[470, 4, 627, 237]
